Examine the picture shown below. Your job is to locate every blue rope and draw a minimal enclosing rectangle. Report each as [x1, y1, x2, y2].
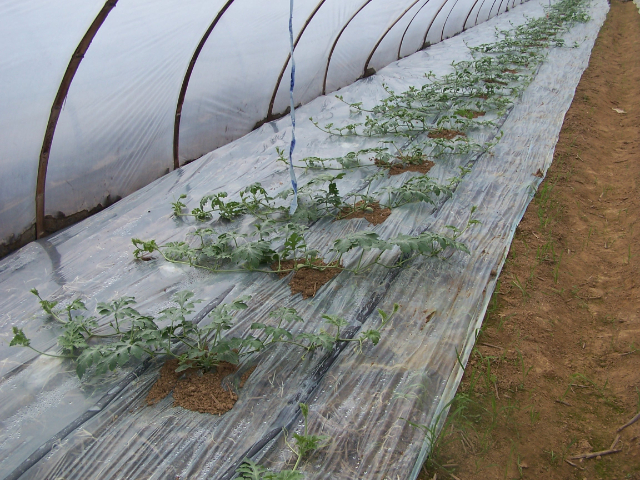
[288, 0, 298, 214]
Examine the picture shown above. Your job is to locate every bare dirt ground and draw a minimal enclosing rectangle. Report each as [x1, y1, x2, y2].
[420, 1, 640, 478]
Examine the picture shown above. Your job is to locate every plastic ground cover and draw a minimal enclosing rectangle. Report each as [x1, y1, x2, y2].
[0, 0, 607, 477]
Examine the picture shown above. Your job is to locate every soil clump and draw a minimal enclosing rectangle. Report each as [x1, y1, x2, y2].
[339, 201, 391, 224]
[376, 158, 435, 175]
[427, 129, 466, 139]
[147, 359, 256, 415]
[273, 259, 342, 298]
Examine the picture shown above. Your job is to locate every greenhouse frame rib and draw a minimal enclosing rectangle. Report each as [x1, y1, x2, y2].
[35, 0, 119, 239]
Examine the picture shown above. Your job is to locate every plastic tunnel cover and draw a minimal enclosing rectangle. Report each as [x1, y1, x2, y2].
[43, 0, 229, 220]
[177, 0, 321, 164]
[0, 0, 607, 478]
[0, 0, 104, 248]
[325, 0, 426, 93]
[271, 0, 374, 118]
[400, 0, 450, 57]
[366, 0, 430, 73]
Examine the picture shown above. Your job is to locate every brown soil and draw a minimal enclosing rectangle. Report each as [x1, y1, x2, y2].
[427, 129, 466, 139]
[467, 110, 486, 119]
[420, 2, 640, 479]
[273, 259, 342, 298]
[483, 78, 509, 85]
[339, 201, 391, 224]
[376, 158, 436, 175]
[503, 68, 519, 74]
[147, 359, 255, 415]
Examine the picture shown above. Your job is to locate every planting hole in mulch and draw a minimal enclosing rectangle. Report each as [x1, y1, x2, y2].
[427, 129, 466, 140]
[502, 68, 518, 74]
[146, 359, 256, 415]
[483, 78, 509, 85]
[339, 201, 391, 224]
[273, 259, 341, 298]
[376, 158, 435, 175]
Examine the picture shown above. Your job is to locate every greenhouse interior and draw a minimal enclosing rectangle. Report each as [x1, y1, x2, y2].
[1, 0, 640, 478]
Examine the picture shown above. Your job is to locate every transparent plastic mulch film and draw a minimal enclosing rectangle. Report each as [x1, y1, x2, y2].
[0, 0, 607, 478]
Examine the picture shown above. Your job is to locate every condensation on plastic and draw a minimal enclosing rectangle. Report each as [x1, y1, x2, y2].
[43, 0, 230, 218]
[0, 0, 103, 245]
[0, 0, 607, 478]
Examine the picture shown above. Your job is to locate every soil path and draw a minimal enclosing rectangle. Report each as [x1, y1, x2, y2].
[421, 1, 640, 478]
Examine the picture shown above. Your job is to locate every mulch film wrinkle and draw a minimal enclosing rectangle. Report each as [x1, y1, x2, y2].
[0, 0, 608, 478]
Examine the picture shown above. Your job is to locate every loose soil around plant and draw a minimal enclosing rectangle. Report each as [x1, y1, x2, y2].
[273, 259, 342, 298]
[147, 359, 256, 415]
[376, 158, 436, 176]
[421, 1, 640, 478]
[339, 201, 391, 224]
[427, 129, 466, 139]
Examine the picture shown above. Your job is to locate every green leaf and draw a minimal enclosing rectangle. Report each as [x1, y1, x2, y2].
[361, 329, 381, 345]
[10, 327, 30, 347]
[231, 240, 275, 268]
[236, 459, 268, 480]
[269, 307, 304, 324]
[332, 231, 387, 254]
[130, 345, 144, 360]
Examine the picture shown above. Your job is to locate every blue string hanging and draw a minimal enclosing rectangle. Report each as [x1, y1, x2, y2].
[288, 0, 298, 214]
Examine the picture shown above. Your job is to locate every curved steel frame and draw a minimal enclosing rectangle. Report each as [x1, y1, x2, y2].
[172, 0, 236, 169]
[397, 0, 433, 60]
[35, 0, 119, 238]
[362, 0, 424, 75]
[267, 0, 328, 118]
[322, 0, 374, 95]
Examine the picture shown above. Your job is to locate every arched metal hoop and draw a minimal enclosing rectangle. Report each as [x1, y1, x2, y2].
[323, 0, 374, 95]
[421, 0, 453, 49]
[462, 0, 484, 31]
[363, 0, 424, 76]
[397, 0, 433, 60]
[35, 0, 119, 239]
[439, 0, 463, 42]
[267, 0, 328, 119]
[172, 0, 236, 169]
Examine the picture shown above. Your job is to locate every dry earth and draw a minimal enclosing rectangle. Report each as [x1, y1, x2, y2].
[420, 1, 640, 478]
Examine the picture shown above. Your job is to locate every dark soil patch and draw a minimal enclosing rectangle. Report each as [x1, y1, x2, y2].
[502, 68, 518, 74]
[273, 259, 342, 298]
[147, 359, 255, 415]
[376, 158, 435, 176]
[339, 201, 391, 224]
[421, 1, 640, 478]
[483, 78, 509, 85]
[427, 129, 466, 140]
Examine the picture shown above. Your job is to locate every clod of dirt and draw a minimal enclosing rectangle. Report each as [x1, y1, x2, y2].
[376, 158, 435, 176]
[339, 201, 391, 225]
[483, 78, 508, 85]
[147, 359, 255, 415]
[427, 129, 466, 140]
[502, 69, 518, 74]
[273, 259, 341, 298]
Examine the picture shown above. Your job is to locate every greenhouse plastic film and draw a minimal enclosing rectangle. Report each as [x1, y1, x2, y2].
[44, 0, 231, 218]
[0, 0, 607, 478]
[0, 0, 103, 248]
[1, 0, 525, 252]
